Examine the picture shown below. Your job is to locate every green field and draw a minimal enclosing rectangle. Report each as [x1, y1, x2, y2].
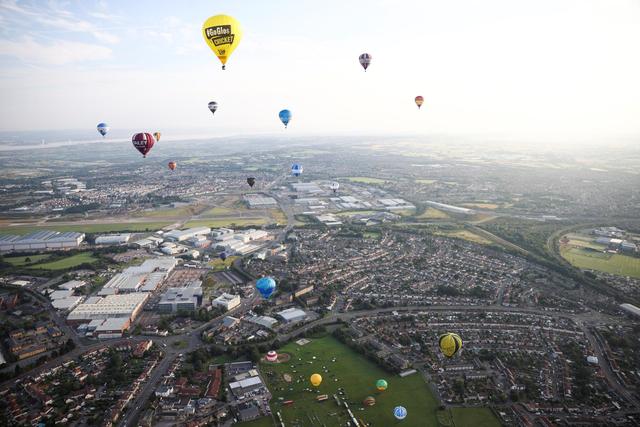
[343, 176, 387, 184]
[416, 207, 449, 219]
[4, 254, 51, 266]
[560, 247, 640, 278]
[184, 218, 269, 228]
[450, 407, 500, 427]
[208, 256, 240, 271]
[0, 222, 171, 235]
[239, 335, 439, 427]
[31, 252, 98, 270]
[415, 179, 437, 184]
[436, 230, 493, 245]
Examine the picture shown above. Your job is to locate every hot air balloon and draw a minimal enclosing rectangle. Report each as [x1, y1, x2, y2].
[97, 123, 109, 137]
[359, 53, 372, 71]
[168, 161, 177, 171]
[310, 373, 322, 387]
[153, 132, 161, 142]
[279, 109, 292, 128]
[376, 379, 388, 391]
[415, 96, 424, 109]
[256, 277, 276, 299]
[247, 177, 256, 188]
[291, 163, 303, 177]
[330, 182, 339, 193]
[208, 101, 218, 116]
[266, 350, 278, 362]
[132, 133, 155, 158]
[439, 332, 463, 358]
[394, 406, 407, 420]
[363, 396, 376, 406]
[202, 15, 243, 70]
[219, 251, 228, 261]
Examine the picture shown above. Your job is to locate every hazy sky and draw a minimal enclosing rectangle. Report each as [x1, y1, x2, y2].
[1, 0, 639, 139]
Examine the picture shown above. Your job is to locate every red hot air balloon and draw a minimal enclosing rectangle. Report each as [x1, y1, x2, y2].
[132, 133, 155, 158]
[415, 96, 424, 109]
[168, 161, 177, 171]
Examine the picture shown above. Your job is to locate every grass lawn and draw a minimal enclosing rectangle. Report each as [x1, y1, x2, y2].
[416, 208, 449, 219]
[269, 209, 287, 225]
[133, 205, 197, 218]
[31, 252, 98, 270]
[0, 222, 171, 235]
[343, 176, 387, 184]
[184, 218, 269, 228]
[363, 231, 381, 239]
[201, 206, 236, 216]
[560, 247, 640, 278]
[450, 407, 501, 427]
[415, 179, 437, 184]
[4, 254, 51, 266]
[240, 335, 439, 427]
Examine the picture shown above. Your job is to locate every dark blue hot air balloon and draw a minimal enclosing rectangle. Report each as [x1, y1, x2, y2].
[97, 122, 109, 137]
[256, 277, 276, 299]
[291, 163, 303, 177]
[279, 109, 292, 128]
[219, 252, 228, 261]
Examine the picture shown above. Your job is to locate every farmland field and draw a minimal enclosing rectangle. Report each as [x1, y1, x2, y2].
[238, 335, 439, 427]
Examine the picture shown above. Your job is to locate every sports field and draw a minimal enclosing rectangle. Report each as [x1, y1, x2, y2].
[238, 335, 439, 427]
[560, 246, 640, 278]
[30, 252, 98, 270]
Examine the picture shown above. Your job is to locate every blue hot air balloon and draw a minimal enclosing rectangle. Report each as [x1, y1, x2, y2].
[291, 163, 303, 177]
[219, 252, 228, 261]
[279, 109, 292, 128]
[256, 277, 276, 299]
[97, 122, 109, 137]
[393, 406, 407, 420]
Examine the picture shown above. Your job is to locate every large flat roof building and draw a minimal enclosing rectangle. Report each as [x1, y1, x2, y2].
[164, 227, 211, 242]
[212, 293, 241, 311]
[621, 303, 640, 318]
[68, 293, 148, 321]
[277, 307, 308, 323]
[158, 285, 203, 313]
[95, 234, 131, 245]
[0, 231, 84, 252]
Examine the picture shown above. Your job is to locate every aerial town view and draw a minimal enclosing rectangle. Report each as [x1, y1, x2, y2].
[1, 1, 639, 427]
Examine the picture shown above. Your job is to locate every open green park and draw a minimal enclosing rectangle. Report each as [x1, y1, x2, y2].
[560, 246, 640, 278]
[238, 335, 499, 427]
[0, 221, 172, 235]
[4, 252, 98, 271]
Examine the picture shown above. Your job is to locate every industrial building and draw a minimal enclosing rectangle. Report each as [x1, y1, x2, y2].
[425, 201, 475, 215]
[620, 303, 640, 318]
[95, 234, 131, 245]
[277, 307, 308, 323]
[0, 231, 85, 252]
[157, 284, 203, 313]
[58, 280, 86, 290]
[67, 293, 149, 322]
[245, 194, 278, 208]
[164, 227, 211, 242]
[212, 293, 241, 311]
[99, 257, 178, 295]
[291, 183, 324, 193]
[245, 315, 278, 329]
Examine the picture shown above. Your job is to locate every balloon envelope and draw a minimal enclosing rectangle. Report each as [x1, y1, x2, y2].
[363, 396, 376, 406]
[256, 277, 276, 299]
[291, 163, 303, 177]
[279, 109, 292, 128]
[415, 96, 424, 109]
[168, 161, 177, 171]
[439, 332, 463, 358]
[330, 182, 339, 193]
[219, 252, 228, 261]
[132, 133, 154, 157]
[202, 15, 242, 70]
[376, 379, 388, 391]
[153, 132, 161, 142]
[97, 123, 109, 137]
[310, 373, 322, 387]
[359, 53, 372, 71]
[208, 101, 218, 115]
[394, 406, 407, 420]
[247, 177, 256, 187]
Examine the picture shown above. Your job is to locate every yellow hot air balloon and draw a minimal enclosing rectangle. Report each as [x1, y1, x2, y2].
[439, 332, 462, 358]
[310, 373, 322, 387]
[202, 14, 243, 70]
[153, 132, 161, 142]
